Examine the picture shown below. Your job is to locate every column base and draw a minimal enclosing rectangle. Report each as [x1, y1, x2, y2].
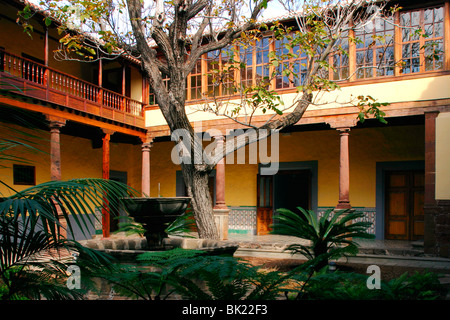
[335, 202, 352, 210]
[213, 208, 230, 240]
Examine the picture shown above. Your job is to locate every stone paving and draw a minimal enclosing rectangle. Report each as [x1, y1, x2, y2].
[226, 233, 450, 270]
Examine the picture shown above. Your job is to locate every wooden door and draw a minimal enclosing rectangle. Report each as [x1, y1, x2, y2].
[385, 171, 424, 240]
[257, 174, 273, 235]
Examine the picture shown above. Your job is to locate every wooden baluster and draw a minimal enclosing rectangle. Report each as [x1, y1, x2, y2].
[14, 56, 17, 76]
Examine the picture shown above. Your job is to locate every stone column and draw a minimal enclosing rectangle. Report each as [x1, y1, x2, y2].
[336, 127, 352, 210]
[141, 136, 153, 197]
[213, 135, 229, 240]
[49, 118, 66, 181]
[102, 129, 114, 238]
[47, 116, 67, 237]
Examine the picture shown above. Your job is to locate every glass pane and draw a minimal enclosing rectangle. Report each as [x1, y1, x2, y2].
[411, 42, 420, 57]
[435, 7, 443, 22]
[435, 22, 443, 37]
[402, 44, 410, 59]
[412, 58, 420, 72]
[424, 8, 433, 24]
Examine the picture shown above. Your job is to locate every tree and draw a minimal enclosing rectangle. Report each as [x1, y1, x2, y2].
[20, 0, 402, 239]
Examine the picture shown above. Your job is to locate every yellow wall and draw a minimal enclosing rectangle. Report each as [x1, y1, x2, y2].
[0, 123, 142, 196]
[148, 125, 425, 208]
[349, 125, 424, 207]
[149, 140, 179, 197]
[436, 112, 450, 200]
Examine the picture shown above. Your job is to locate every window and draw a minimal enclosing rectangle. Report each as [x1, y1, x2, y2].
[13, 164, 35, 185]
[355, 17, 394, 79]
[206, 47, 236, 98]
[238, 44, 253, 89]
[275, 36, 308, 89]
[188, 59, 202, 100]
[255, 37, 271, 87]
[400, 6, 444, 74]
[331, 31, 349, 80]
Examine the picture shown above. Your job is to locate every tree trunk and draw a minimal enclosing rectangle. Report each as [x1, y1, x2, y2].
[181, 163, 219, 239]
[313, 241, 329, 271]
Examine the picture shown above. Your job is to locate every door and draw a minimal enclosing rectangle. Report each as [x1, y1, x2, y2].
[385, 171, 424, 240]
[257, 174, 273, 235]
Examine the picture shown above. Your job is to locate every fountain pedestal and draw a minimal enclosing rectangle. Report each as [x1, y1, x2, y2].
[122, 197, 191, 250]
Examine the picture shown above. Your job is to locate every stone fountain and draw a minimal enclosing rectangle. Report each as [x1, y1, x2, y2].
[121, 197, 191, 250]
[81, 197, 239, 259]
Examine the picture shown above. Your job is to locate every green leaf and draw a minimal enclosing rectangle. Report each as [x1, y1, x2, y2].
[44, 17, 52, 26]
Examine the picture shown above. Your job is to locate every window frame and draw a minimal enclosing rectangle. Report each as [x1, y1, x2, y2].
[13, 164, 36, 186]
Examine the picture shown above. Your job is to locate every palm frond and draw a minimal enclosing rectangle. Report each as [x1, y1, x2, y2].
[271, 206, 375, 270]
[0, 178, 139, 239]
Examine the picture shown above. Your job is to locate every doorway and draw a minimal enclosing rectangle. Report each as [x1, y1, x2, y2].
[385, 170, 424, 240]
[274, 170, 311, 214]
[256, 169, 312, 235]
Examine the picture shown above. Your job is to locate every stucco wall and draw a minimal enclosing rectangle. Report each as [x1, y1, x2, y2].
[436, 112, 450, 200]
[148, 125, 425, 208]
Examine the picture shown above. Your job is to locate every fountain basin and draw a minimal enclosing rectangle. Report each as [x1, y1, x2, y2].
[122, 197, 191, 216]
[122, 197, 191, 250]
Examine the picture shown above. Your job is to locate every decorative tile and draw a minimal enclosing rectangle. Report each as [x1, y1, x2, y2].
[318, 207, 376, 235]
[228, 206, 257, 231]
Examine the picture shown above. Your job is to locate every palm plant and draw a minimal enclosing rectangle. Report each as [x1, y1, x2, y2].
[0, 214, 115, 299]
[272, 207, 375, 270]
[145, 252, 297, 300]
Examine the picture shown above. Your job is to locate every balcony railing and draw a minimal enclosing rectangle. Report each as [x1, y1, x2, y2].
[0, 49, 145, 127]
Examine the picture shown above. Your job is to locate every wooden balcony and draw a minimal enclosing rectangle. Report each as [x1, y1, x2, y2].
[0, 49, 145, 128]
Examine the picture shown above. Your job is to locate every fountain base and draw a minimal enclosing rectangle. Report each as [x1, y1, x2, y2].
[81, 235, 239, 261]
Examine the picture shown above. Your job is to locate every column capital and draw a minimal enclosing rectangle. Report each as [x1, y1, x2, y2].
[337, 127, 351, 134]
[142, 140, 153, 152]
[140, 133, 155, 145]
[46, 115, 66, 130]
[327, 116, 357, 130]
[102, 128, 115, 136]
